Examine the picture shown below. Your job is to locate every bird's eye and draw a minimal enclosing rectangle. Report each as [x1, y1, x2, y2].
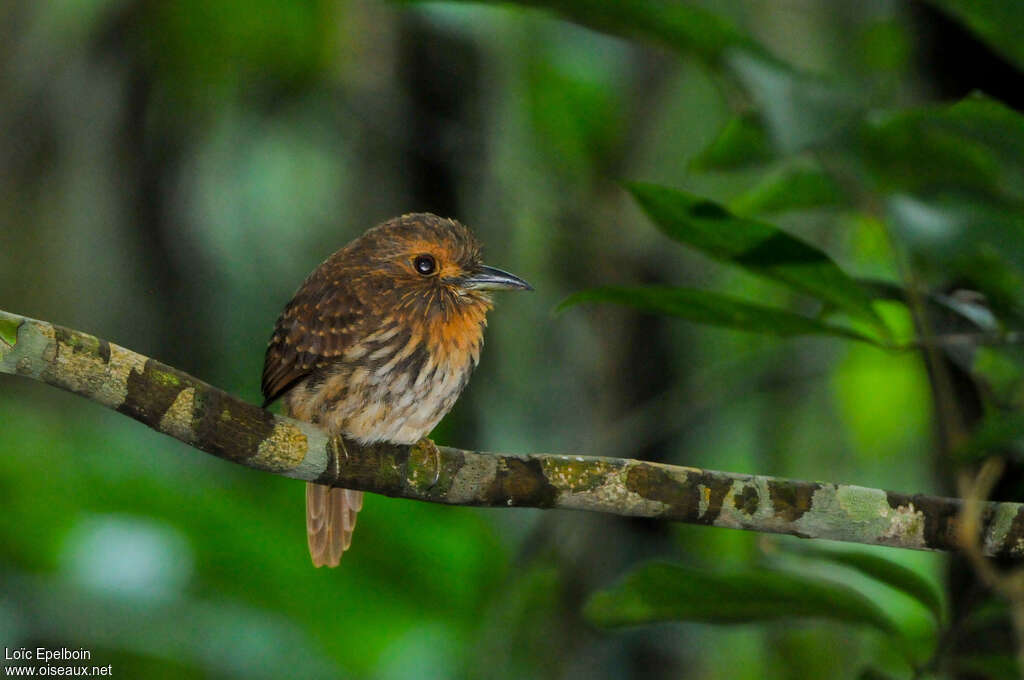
[414, 254, 437, 276]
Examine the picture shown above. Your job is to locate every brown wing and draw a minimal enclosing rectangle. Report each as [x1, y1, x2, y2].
[261, 259, 365, 408]
[262, 255, 369, 567]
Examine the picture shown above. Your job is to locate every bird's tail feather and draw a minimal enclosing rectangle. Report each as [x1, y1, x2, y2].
[306, 483, 363, 567]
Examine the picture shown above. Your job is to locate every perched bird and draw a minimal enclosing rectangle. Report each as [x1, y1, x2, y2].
[261, 213, 531, 567]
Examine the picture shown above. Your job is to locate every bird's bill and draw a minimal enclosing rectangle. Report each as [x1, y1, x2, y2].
[461, 265, 533, 291]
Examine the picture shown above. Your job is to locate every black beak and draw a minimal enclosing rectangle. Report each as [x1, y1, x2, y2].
[462, 265, 533, 291]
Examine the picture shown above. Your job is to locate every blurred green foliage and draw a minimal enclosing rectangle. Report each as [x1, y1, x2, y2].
[584, 561, 900, 634]
[2, 0, 1024, 678]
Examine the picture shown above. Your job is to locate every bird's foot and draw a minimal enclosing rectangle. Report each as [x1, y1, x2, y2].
[412, 438, 442, 488]
[328, 436, 349, 482]
[430, 440, 441, 487]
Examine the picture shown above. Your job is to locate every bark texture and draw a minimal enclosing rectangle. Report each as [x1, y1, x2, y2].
[2, 308, 1023, 557]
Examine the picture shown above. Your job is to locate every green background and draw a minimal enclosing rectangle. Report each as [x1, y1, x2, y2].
[1, 1, 1023, 678]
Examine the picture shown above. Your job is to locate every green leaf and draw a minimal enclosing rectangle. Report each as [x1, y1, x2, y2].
[923, 1, 1024, 72]
[729, 163, 845, 215]
[970, 347, 1024, 406]
[559, 286, 874, 342]
[627, 182, 887, 335]
[802, 547, 945, 623]
[407, 0, 759, 63]
[861, 93, 1024, 204]
[856, 279, 1006, 333]
[584, 561, 898, 635]
[954, 410, 1024, 462]
[728, 52, 861, 153]
[885, 194, 1024, 323]
[690, 113, 773, 170]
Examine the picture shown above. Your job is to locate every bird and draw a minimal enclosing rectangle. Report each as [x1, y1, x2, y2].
[261, 213, 531, 567]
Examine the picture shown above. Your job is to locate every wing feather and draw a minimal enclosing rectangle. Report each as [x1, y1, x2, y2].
[261, 258, 365, 407]
[264, 253, 369, 567]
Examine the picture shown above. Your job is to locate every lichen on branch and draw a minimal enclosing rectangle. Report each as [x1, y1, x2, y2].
[2, 308, 1023, 557]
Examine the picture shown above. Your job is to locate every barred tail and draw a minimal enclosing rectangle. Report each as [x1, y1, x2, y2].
[306, 483, 364, 567]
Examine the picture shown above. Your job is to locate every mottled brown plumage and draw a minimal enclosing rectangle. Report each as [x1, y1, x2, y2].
[262, 213, 530, 567]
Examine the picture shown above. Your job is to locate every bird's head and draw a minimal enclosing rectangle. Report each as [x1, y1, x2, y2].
[352, 213, 531, 318]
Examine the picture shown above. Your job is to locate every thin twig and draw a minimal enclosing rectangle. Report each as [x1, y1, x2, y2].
[958, 460, 1024, 671]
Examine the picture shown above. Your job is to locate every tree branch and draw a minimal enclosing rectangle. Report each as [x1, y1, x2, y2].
[3, 308, 1023, 557]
